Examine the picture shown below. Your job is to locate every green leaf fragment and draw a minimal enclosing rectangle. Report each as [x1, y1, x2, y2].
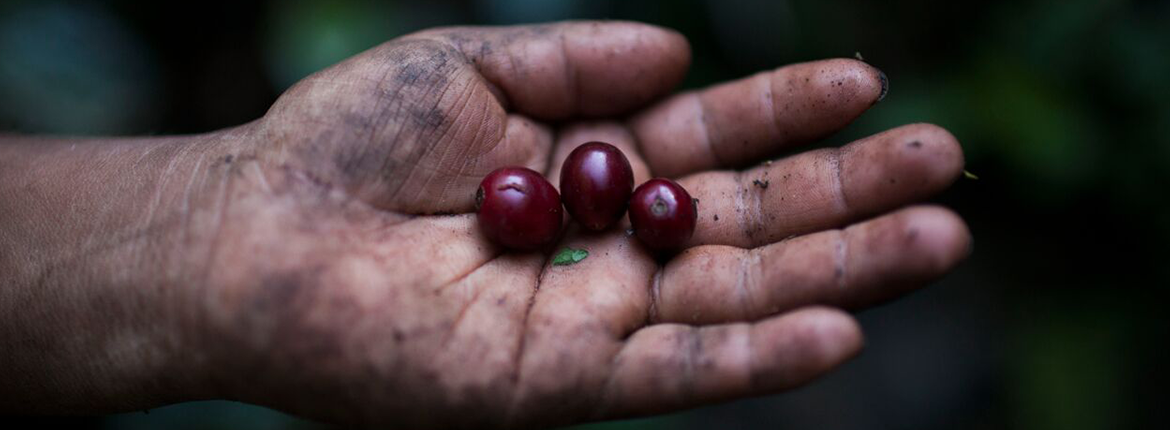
[963, 169, 980, 180]
[552, 247, 589, 266]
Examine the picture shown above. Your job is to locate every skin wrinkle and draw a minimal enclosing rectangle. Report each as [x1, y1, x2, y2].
[381, 87, 444, 202]
[365, 47, 407, 149]
[343, 64, 396, 182]
[191, 151, 239, 395]
[379, 136, 428, 210]
[372, 42, 462, 209]
[504, 253, 552, 427]
[590, 337, 627, 420]
[681, 326, 700, 404]
[828, 146, 850, 217]
[193, 153, 232, 267]
[537, 122, 560, 177]
[351, 205, 413, 236]
[750, 176, 766, 244]
[384, 152, 498, 185]
[736, 169, 766, 245]
[759, 246, 783, 316]
[429, 80, 501, 210]
[438, 262, 493, 351]
[176, 156, 205, 251]
[764, 71, 786, 145]
[408, 76, 470, 208]
[488, 116, 547, 177]
[505, 46, 522, 99]
[745, 322, 764, 392]
[833, 228, 849, 296]
[394, 69, 464, 202]
[412, 57, 465, 132]
[131, 140, 164, 168]
[176, 130, 249, 258]
[740, 323, 759, 394]
[443, 89, 489, 184]
[152, 144, 225, 390]
[745, 249, 766, 320]
[558, 29, 579, 116]
[731, 170, 751, 246]
[23, 138, 230, 288]
[442, 246, 503, 292]
[249, 162, 273, 194]
[693, 93, 725, 170]
[24, 222, 177, 301]
[648, 268, 664, 325]
[26, 198, 135, 292]
[77, 150, 127, 252]
[734, 249, 752, 323]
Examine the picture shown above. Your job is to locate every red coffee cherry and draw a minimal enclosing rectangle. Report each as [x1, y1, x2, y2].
[629, 178, 697, 251]
[476, 167, 563, 250]
[559, 141, 634, 231]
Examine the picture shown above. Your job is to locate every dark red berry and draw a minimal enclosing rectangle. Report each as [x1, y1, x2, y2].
[476, 167, 563, 250]
[629, 178, 697, 251]
[559, 141, 635, 231]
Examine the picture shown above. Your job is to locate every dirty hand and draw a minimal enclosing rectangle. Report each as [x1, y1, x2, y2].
[0, 21, 970, 429]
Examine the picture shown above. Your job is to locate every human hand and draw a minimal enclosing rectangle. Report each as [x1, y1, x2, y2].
[173, 21, 967, 429]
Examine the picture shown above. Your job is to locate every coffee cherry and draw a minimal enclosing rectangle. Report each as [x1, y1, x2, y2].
[629, 178, 697, 251]
[559, 141, 634, 231]
[476, 167, 562, 250]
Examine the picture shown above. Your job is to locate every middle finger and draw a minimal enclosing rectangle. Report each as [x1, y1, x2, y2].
[681, 123, 963, 249]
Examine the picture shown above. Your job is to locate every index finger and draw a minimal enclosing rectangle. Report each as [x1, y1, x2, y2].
[412, 21, 691, 120]
[631, 59, 886, 178]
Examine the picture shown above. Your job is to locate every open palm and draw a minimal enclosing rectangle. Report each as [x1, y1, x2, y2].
[200, 21, 969, 429]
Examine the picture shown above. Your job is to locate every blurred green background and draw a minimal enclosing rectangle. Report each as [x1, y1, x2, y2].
[2, 0, 1167, 428]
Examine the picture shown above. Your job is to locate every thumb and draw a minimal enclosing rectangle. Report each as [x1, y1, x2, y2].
[263, 21, 689, 215]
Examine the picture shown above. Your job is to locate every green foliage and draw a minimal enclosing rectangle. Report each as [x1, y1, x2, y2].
[263, 0, 400, 90]
[1010, 298, 1135, 430]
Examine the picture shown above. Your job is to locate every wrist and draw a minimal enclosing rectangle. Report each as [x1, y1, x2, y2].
[0, 123, 260, 411]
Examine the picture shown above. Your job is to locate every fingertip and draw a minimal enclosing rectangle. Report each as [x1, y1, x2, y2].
[657, 24, 693, 75]
[785, 306, 865, 365]
[841, 123, 965, 216]
[900, 123, 965, 183]
[900, 206, 972, 273]
[829, 58, 886, 106]
[597, 21, 692, 70]
[838, 58, 887, 104]
[759, 59, 887, 148]
[782, 58, 885, 114]
[753, 307, 863, 389]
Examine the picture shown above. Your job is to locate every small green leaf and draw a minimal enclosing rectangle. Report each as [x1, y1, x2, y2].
[963, 169, 980, 180]
[552, 247, 589, 266]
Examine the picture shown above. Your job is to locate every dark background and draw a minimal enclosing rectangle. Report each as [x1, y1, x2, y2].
[2, 0, 1167, 429]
